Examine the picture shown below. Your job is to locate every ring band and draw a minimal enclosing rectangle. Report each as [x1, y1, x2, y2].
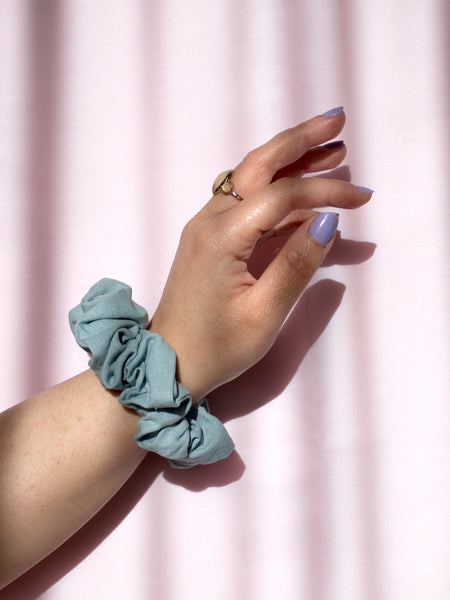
[212, 170, 243, 201]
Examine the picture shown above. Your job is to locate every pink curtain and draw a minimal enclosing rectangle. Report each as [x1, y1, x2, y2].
[1, 1, 449, 598]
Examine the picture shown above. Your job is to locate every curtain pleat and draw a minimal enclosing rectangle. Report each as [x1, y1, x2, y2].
[1, 1, 449, 598]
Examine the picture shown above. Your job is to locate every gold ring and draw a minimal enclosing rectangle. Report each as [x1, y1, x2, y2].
[212, 170, 243, 201]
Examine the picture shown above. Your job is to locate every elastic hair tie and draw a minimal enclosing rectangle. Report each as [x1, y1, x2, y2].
[69, 278, 234, 468]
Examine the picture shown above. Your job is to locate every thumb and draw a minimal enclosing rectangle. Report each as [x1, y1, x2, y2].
[250, 212, 339, 329]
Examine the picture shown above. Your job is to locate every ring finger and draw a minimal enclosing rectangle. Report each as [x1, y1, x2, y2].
[227, 177, 372, 259]
[194, 110, 346, 225]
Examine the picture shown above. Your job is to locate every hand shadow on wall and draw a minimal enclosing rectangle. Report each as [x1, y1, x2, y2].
[164, 232, 376, 491]
[2, 232, 375, 599]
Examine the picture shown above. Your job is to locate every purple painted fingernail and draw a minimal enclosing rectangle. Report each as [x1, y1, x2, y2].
[310, 212, 339, 246]
[354, 185, 374, 194]
[322, 140, 345, 150]
[322, 106, 344, 117]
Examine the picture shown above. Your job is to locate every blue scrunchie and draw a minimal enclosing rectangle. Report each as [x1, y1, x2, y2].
[69, 278, 234, 468]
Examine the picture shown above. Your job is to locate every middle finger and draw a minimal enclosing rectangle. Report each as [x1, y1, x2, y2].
[232, 110, 346, 197]
[228, 177, 372, 257]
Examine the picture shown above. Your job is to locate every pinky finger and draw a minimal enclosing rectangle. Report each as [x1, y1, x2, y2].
[275, 140, 347, 180]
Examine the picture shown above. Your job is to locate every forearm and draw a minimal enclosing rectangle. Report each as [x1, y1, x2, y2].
[0, 369, 146, 588]
[0, 108, 372, 589]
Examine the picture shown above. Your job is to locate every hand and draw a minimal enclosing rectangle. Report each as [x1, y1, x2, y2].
[149, 109, 372, 400]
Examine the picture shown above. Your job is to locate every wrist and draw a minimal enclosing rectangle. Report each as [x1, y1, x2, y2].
[147, 322, 206, 402]
[70, 279, 233, 467]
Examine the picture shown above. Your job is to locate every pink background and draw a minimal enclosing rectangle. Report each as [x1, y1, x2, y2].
[1, 0, 449, 598]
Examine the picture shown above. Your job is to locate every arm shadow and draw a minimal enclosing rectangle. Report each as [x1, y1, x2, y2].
[1, 236, 375, 598]
[163, 277, 346, 492]
[164, 234, 376, 491]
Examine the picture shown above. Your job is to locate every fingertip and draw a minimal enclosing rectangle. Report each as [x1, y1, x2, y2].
[321, 140, 345, 150]
[321, 106, 344, 117]
[353, 185, 374, 207]
[354, 185, 374, 195]
[309, 212, 339, 247]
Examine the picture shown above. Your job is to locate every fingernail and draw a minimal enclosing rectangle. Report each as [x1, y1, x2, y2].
[310, 212, 339, 246]
[322, 140, 345, 150]
[322, 106, 344, 117]
[354, 185, 374, 194]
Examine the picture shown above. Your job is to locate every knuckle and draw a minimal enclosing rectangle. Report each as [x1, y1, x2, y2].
[240, 147, 271, 182]
[269, 177, 296, 210]
[284, 242, 317, 281]
[191, 221, 216, 247]
[181, 216, 198, 238]
[270, 176, 292, 196]
[242, 147, 262, 167]
[181, 212, 218, 242]
[186, 218, 223, 255]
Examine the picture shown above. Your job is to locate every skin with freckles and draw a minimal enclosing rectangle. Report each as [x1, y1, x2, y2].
[0, 110, 371, 588]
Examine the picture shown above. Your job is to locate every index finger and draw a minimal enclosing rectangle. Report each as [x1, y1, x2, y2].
[190, 109, 347, 227]
[232, 108, 346, 197]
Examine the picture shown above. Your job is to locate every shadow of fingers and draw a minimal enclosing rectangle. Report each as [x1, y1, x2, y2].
[210, 278, 346, 423]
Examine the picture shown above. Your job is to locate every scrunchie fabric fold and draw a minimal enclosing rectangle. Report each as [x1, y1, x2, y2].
[69, 278, 234, 468]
